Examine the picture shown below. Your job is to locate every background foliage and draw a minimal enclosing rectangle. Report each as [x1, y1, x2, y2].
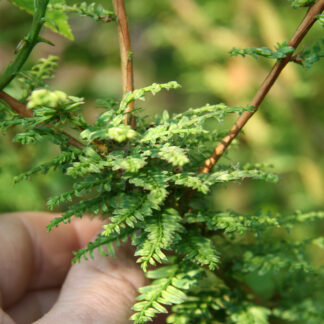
[1, 0, 323, 214]
[0, 0, 323, 323]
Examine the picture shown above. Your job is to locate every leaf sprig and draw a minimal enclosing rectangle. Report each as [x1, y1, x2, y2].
[230, 42, 295, 60]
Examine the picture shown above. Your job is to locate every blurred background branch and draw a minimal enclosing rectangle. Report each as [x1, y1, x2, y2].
[200, 0, 324, 173]
[112, 0, 135, 127]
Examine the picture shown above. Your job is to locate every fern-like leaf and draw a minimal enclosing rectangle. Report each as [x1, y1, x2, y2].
[47, 193, 109, 231]
[48, 2, 115, 22]
[72, 227, 136, 263]
[230, 41, 294, 60]
[131, 261, 203, 323]
[175, 230, 219, 270]
[120, 81, 181, 111]
[135, 208, 184, 271]
[14, 148, 82, 183]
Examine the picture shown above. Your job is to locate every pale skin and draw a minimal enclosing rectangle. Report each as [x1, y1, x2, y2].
[0, 212, 149, 324]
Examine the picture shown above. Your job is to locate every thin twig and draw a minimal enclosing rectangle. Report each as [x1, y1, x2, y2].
[0, 91, 84, 149]
[112, 0, 135, 128]
[290, 54, 304, 65]
[52, 128, 85, 149]
[199, 0, 324, 174]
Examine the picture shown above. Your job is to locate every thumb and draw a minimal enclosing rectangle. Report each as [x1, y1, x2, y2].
[34, 243, 146, 324]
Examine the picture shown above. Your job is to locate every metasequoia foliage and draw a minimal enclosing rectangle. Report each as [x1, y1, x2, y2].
[0, 0, 324, 323]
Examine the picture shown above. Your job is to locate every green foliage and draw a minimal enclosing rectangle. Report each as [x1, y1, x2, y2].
[186, 209, 280, 235]
[0, 0, 50, 90]
[47, 2, 115, 22]
[175, 230, 219, 270]
[273, 299, 324, 324]
[47, 192, 109, 230]
[134, 208, 184, 271]
[238, 240, 313, 275]
[166, 286, 228, 324]
[14, 148, 81, 183]
[228, 304, 271, 324]
[172, 168, 278, 194]
[9, 0, 73, 40]
[230, 42, 295, 60]
[120, 81, 181, 109]
[157, 144, 189, 167]
[3, 73, 324, 322]
[1, 1, 324, 324]
[17, 55, 59, 98]
[298, 38, 324, 69]
[290, 0, 316, 8]
[102, 192, 155, 235]
[318, 13, 324, 26]
[9, 0, 114, 40]
[72, 227, 136, 263]
[77, 82, 181, 144]
[131, 261, 203, 323]
[2, 74, 280, 321]
[26, 88, 86, 127]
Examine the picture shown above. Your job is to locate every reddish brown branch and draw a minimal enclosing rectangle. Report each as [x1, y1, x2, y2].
[0, 91, 33, 117]
[199, 0, 324, 174]
[0, 90, 84, 149]
[112, 0, 135, 128]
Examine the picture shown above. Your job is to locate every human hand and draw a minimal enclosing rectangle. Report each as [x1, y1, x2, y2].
[0, 212, 147, 324]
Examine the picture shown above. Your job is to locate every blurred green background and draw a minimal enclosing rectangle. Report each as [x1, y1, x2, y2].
[0, 0, 323, 217]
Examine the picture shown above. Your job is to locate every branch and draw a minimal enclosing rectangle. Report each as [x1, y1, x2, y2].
[0, 0, 49, 91]
[52, 128, 85, 149]
[0, 91, 33, 117]
[0, 91, 84, 149]
[0, 1, 85, 150]
[199, 0, 324, 174]
[112, 0, 135, 128]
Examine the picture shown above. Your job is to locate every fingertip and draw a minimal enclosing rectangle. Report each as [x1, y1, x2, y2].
[71, 216, 106, 248]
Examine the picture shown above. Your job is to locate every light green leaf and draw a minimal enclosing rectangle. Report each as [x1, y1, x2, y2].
[158, 144, 189, 167]
[290, 0, 315, 8]
[9, 0, 74, 40]
[230, 304, 271, 324]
